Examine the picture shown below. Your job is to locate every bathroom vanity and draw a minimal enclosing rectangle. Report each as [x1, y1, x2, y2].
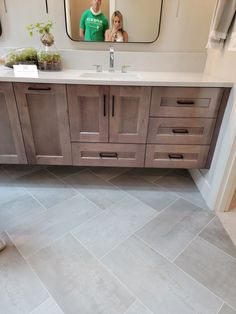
[0, 70, 232, 169]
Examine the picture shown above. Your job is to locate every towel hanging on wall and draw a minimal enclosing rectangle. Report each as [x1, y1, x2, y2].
[206, 0, 236, 49]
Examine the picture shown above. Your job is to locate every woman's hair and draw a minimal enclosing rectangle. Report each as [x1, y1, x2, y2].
[111, 10, 124, 32]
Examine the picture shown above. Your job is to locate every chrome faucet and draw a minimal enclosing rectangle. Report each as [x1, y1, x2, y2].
[109, 46, 115, 72]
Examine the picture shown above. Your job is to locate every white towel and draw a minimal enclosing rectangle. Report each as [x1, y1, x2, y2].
[206, 0, 236, 49]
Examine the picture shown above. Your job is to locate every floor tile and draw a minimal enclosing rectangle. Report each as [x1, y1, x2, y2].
[15, 169, 77, 209]
[125, 300, 153, 314]
[2, 164, 44, 179]
[219, 304, 236, 314]
[175, 236, 236, 309]
[199, 216, 236, 258]
[72, 195, 157, 258]
[126, 168, 171, 183]
[30, 298, 64, 314]
[8, 194, 101, 258]
[46, 165, 87, 179]
[136, 198, 214, 260]
[155, 169, 208, 209]
[63, 169, 127, 210]
[102, 236, 222, 314]
[0, 194, 45, 232]
[28, 234, 134, 314]
[90, 166, 131, 181]
[0, 233, 48, 314]
[109, 173, 178, 212]
[218, 212, 236, 247]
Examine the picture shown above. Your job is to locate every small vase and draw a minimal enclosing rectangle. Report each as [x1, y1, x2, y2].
[37, 37, 62, 71]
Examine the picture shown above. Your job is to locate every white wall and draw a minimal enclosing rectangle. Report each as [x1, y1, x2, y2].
[0, 0, 216, 71]
[191, 30, 236, 211]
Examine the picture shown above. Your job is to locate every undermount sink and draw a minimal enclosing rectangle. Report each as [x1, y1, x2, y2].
[79, 71, 142, 80]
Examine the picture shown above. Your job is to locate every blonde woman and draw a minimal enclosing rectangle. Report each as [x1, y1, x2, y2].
[105, 11, 128, 42]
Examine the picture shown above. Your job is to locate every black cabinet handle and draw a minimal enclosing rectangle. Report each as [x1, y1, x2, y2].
[168, 154, 184, 159]
[177, 100, 194, 105]
[172, 128, 189, 134]
[103, 95, 106, 116]
[112, 95, 115, 117]
[28, 87, 51, 91]
[99, 152, 118, 158]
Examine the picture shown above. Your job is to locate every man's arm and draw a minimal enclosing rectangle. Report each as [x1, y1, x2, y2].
[79, 28, 85, 40]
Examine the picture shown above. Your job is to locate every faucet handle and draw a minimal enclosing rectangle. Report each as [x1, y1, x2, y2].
[121, 65, 131, 73]
[93, 64, 102, 72]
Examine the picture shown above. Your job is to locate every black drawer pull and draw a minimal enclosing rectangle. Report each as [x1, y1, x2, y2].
[103, 95, 106, 116]
[99, 152, 118, 158]
[168, 154, 184, 159]
[177, 100, 194, 105]
[172, 128, 189, 134]
[112, 95, 115, 117]
[28, 87, 51, 91]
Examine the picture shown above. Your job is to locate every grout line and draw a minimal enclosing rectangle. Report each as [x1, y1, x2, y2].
[89, 166, 132, 181]
[70, 232, 154, 314]
[216, 302, 225, 314]
[46, 166, 89, 180]
[29, 297, 65, 314]
[123, 299, 154, 314]
[5, 231, 64, 314]
[134, 235, 225, 309]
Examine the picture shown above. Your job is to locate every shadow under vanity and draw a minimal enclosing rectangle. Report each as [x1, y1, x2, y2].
[0, 78, 231, 169]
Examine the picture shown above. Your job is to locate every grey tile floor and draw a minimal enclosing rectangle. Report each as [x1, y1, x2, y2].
[0, 165, 236, 314]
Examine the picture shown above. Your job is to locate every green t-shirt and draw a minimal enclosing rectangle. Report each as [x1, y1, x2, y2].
[80, 9, 108, 41]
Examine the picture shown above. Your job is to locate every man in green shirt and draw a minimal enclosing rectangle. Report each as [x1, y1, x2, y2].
[80, 0, 109, 41]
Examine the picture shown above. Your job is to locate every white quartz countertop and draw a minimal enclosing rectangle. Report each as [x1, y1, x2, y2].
[0, 67, 233, 87]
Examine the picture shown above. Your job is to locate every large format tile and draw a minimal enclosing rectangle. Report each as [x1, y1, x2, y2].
[125, 300, 153, 314]
[218, 212, 236, 247]
[46, 165, 87, 179]
[63, 169, 127, 210]
[30, 298, 64, 314]
[155, 169, 208, 209]
[2, 164, 44, 179]
[72, 195, 157, 258]
[0, 233, 48, 314]
[8, 194, 101, 258]
[126, 168, 171, 183]
[136, 198, 214, 260]
[199, 216, 236, 258]
[0, 194, 45, 232]
[109, 173, 178, 212]
[90, 167, 131, 181]
[28, 234, 134, 314]
[15, 169, 77, 209]
[219, 304, 236, 314]
[175, 236, 236, 309]
[102, 236, 222, 314]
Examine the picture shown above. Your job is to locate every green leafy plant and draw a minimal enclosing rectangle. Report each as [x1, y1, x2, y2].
[5, 48, 38, 68]
[27, 21, 53, 37]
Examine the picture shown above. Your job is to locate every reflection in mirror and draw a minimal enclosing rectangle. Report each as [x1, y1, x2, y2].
[0, 20, 2, 36]
[64, 0, 163, 43]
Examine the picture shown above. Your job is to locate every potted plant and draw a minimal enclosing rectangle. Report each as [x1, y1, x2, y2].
[4, 47, 38, 68]
[27, 21, 62, 71]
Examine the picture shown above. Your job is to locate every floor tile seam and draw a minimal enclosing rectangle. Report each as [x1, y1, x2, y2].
[198, 235, 236, 262]
[150, 169, 175, 184]
[24, 189, 48, 212]
[46, 166, 89, 180]
[134, 234, 225, 309]
[29, 297, 65, 314]
[123, 299, 154, 314]
[69, 232, 154, 314]
[4, 231, 63, 313]
[89, 167, 132, 182]
[172, 215, 217, 262]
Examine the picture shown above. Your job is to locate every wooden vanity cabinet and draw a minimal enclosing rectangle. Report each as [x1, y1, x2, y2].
[146, 86, 229, 168]
[67, 85, 151, 167]
[0, 82, 27, 164]
[13, 83, 72, 165]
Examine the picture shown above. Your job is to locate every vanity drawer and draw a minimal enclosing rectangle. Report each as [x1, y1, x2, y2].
[72, 143, 145, 167]
[150, 87, 223, 118]
[147, 117, 216, 145]
[145, 144, 209, 168]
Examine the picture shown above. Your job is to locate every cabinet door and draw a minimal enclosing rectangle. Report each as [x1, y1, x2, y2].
[67, 85, 109, 142]
[0, 82, 27, 164]
[14, 83, 71, 165]
[109, 86, 151, 143]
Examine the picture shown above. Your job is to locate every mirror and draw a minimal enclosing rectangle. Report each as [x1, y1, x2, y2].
[64, 0, 163, 43]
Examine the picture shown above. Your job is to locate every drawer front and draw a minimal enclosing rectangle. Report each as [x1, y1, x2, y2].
[72, 143, 145, 167]
[150, 87, 223, 118]
[147, 117, 216, 145]
[145, 144, 209, 168]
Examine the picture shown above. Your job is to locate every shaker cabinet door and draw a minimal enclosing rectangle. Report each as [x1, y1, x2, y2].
[109, 86, 151, 143]
[67, 85, 109, 143]
[0, 82, 27, 164]
[14, 83, 71, 165]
